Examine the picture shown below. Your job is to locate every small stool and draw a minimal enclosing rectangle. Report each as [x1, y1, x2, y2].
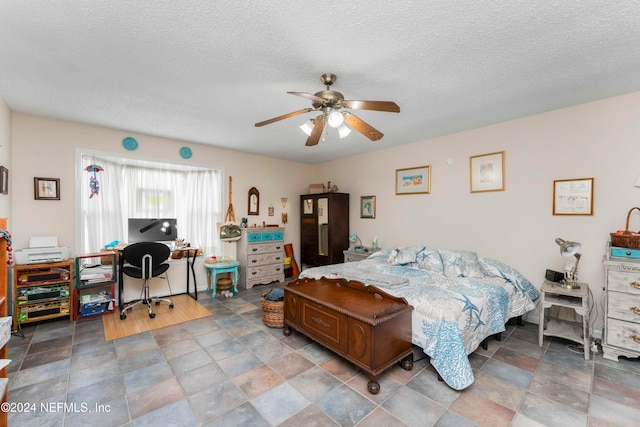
[205, 260, 240, 298]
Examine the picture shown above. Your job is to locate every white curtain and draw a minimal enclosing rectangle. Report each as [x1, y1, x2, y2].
[80, 155, 222, 255]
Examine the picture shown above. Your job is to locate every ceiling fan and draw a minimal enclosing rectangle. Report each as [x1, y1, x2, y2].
[255, 73, 400, 147]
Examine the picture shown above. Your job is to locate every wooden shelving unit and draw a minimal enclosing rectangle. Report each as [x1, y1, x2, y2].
[74, 252, 117, 320]
[13, 259, 74, 330]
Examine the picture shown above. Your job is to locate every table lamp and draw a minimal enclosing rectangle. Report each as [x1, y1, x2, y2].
[555, 237, 582, 289]
[349, 233, 363, 252]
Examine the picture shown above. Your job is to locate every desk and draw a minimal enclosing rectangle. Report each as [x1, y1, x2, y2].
[205, 260, 240, 298]
[118, 255, 206, 310]
[171, 249, 200, 300]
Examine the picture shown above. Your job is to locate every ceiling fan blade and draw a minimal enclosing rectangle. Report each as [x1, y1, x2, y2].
[343, 100, 400, 113]
[255, 108, 313, 127]
[288, 91, 328, 104]
[343, 112, 384, 141]
[306, 115, 325, 146]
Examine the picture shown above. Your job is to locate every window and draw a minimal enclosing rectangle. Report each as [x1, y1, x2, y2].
[77, 151, 223, 255]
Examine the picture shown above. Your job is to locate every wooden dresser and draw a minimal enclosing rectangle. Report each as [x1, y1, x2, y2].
[237, 227, 285, 289]
[602, 256, 640, 361]
[283, 277, 414, 394]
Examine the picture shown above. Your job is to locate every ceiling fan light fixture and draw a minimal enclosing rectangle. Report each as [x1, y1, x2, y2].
[299, 119, 315, 136]
[337, 123, 351, 139]
[327, 110, 344, 128]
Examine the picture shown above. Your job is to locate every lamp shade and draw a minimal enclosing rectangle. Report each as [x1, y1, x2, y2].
[327, 111, 344, 128]
[299, 119, 315, 136]
[337, 124, 351, 139]
[555, 237, 581, 256]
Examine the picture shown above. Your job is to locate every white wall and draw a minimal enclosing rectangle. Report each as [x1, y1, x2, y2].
[316, 91, 640, 333]
[0, 98, 10, 221]
[9, 113, 309, 261]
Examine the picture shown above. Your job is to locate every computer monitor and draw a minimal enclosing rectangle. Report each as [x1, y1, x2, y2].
[127, 218, 177, 243]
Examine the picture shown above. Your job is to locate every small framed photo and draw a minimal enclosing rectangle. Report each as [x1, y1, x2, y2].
[470, 151, 505, 193]
[0, 166, 7, 195]
[395, 166, 431, 195]
[553, 178, 594, 215]
[34, 177, 60, 200]
[360, 196, 376, 219]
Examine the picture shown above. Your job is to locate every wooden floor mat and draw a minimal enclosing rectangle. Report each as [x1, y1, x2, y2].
[102, 294, 212, 341]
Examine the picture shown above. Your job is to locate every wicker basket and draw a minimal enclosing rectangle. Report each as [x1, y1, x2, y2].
[610, 207, 640, 249]
[261, 292, 284, 328]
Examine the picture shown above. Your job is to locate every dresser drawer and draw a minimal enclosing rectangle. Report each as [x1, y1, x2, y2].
[607, 291, 640, 323]
[247, 264, 284, 280]
[247, 231, 285, 242]
[248, 252, 283, 267]
[607, 270, 640, 295]
[247, 242, 284, 255]
[606, 318, 640, 352]
[247, 273, 283, 287]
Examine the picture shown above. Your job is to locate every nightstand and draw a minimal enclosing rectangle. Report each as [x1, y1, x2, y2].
[343, 247, 380, 262]
[538, 280, 590, 360]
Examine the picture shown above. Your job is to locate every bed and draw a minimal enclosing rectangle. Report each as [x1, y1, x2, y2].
[298, 246, 539, 390]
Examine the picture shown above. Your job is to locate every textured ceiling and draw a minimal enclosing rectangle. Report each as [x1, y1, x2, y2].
[1, 1, 640, 164]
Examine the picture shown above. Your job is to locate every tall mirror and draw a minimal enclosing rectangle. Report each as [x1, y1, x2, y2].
[317, 197, 328, 256]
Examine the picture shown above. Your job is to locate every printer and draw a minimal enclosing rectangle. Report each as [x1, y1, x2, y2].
[14, 236, 70, 264]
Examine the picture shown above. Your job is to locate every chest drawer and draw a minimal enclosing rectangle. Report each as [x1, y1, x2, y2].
[248, 252, 283, 267]
[247, 242, 284, 255]
[301, 299, 347, 351]
[606, 317, 640, 352]
[607, 291, 640, 323]
[607, 270, 640, 295]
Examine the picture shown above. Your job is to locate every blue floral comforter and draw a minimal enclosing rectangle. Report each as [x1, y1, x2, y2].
[298, 247, 539, 390]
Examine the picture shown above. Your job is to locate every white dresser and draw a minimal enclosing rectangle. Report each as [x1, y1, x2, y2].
[602, 256, 640, 361]
[237, 227, 285, 289]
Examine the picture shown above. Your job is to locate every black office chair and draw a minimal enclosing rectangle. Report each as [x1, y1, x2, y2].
[120, 242, 174, 319]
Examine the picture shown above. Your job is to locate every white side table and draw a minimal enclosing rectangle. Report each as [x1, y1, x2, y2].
[538, 280, 590, 360]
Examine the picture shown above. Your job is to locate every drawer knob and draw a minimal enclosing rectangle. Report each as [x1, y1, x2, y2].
[630, 334, 640, 344]
[251, 260, 257, 263]
[630, 281, 640, 289]
[252, 248, 258, 252]
[251, 272, 257, 276]
[630, 306, 640, 316]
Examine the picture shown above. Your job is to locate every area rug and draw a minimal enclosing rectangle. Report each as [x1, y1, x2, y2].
[102, 294, 212, 341]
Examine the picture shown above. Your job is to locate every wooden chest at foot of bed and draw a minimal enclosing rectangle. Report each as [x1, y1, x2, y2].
[283, 276, 414, 394]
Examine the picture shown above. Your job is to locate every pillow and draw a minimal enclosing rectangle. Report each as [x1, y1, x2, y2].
[479, 257, 539, 299]
[438, 249, 485, 278]
[387, 246, 424, 266]
[415, 248, 444, 273]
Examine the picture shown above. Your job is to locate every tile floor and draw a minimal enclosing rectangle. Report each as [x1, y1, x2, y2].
[5, 282, 640, 426]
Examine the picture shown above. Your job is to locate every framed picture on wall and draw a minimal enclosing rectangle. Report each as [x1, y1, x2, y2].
[553, 178, 594, 215]
[395, 166, 431, 195]
[360, 196, 376, 219]
[0, 167, 7, 195]
[34, 177, 60, 200]
[470, 151, 505, 193]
